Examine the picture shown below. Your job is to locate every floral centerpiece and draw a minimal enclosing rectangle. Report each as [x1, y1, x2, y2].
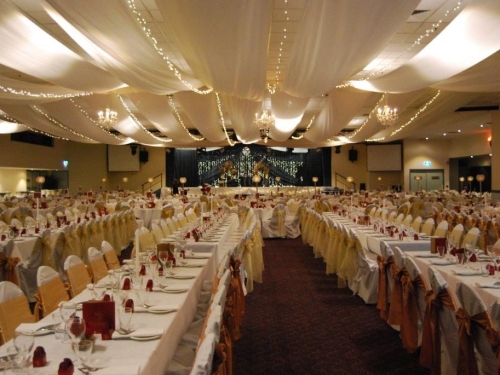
[253, 160, 270, 177]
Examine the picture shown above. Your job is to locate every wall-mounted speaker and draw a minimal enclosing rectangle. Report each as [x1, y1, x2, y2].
[348, 148, 358, 162]
[139, 150, 149, 163]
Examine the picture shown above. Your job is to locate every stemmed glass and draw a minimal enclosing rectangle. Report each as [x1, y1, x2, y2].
[66, 316, 86, 365]
[59, 302, 76, 342]
[157, 248, 170, 287]
[146, 249, 158, 279]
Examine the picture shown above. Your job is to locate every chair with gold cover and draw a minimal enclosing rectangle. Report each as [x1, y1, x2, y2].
[448, 224, 464, 248]
[433, 219, 449, 238]
[0, 281, 35, 345]
[87, 247, 108, 284]
[101, 241, 120, 270]
[35, 266, 69, 319]
[64, 255, 91, 298]
[420, 218, 435, 236]
[151, 222, 165, 243]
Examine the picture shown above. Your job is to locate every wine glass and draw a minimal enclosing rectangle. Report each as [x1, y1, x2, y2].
[59, 302, 76, 342]
[66, 316, 86, 365]
[157, 248, 170, 286]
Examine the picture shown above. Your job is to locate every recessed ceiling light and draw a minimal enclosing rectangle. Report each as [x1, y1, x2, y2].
[480, 124, 484, 128]
[443, 133, 447, 136]
[489, 153, 492, 156]
[471, 155, 473, 158]
[425, 137, 429, 140]
[458, 129, 461, 132]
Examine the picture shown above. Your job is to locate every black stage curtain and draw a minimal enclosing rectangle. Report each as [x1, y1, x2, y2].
[173, 149, 199, 187]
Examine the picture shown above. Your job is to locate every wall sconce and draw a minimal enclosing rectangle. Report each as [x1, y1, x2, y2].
[467, 176, 474, 191]
[476, 174, 485, 193]
[459, 176, 465, 191]
[122, 177, 128, 183]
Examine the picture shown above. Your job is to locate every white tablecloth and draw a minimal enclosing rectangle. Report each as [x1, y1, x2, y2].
[1, 255, 215, 375]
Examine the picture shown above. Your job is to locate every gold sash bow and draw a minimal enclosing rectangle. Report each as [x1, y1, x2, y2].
[400, 273, 427, 353]
[387, 264, 405, 326]
[377, 255, 395, 320]
[456, 308, 494, 375]
[0, 253, 20, 285]
[419, 288, 456, 373]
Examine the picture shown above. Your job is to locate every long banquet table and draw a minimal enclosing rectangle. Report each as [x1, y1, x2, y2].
[409, 252, 500, 311]
[0, 254, 215, 375]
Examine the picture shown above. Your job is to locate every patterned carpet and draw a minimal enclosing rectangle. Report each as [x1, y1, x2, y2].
[233, 238, 430, 375]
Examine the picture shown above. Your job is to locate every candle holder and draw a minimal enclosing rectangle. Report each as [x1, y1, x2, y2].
[467, 176, 474, 192]
[459, 176, 465, 191]
[275, 176, 281, 195]
[179, 177, 187, 195]
[476, 174, 485, 193]
[312, 176, 319, 196]
[35, 176, 45, 192]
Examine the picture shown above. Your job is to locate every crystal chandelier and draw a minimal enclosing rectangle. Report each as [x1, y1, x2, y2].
[97, 108, 118, 130]
[376, 95, 398, 127]
[254, 95, 275, 143]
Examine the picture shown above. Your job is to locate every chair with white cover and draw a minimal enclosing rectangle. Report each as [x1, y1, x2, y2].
[350, 230, 378, 304]
[64, 255, 91, 298]
[461, 227, 480, 249]
[448, 224, 464, 248]
[151, 222, 165, 243]
[419, 267, 458, 374]
[177, 213, 188, 228]
[284, 205, 301, 239]
[433, 220, 449, 238]
[35, 266, 69, 319]
[399, 256, 430, 353]
[411, 216, 423, 234]
[261, 204, 286, 238]
[420, 218, 435, 236]
[87, 247, 108, 283]
[160, 219, 172, 237]
[101, 241, 120, 270]
[394, 213, 405, 225]
[166, 217, 177, 234]
[0, 281, 35, 345]
[135, 227, 156, 256]
[402, 214, 413, 228]
[454, 282, 497, 375]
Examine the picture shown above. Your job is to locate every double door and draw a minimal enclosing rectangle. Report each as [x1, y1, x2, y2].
[409, 170, 444, 192]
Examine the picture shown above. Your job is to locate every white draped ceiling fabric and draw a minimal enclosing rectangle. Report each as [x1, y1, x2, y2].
[0, 0, 498, 148]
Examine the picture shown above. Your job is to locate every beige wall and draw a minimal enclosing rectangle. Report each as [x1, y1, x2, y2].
[0, 135, 167, 194]
[448, 133, 491, 158]
[403, 139, 451, 189]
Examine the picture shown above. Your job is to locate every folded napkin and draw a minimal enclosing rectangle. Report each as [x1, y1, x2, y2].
[148, 304, 179, 312]
[475, 282, 500, 289]
[416, 253, 438, 258]
[452, 269, 482, 276]
[87, 366, 141, 375]
[153, 284, 191, 292]
[430, 259, 456, 265]
[16, 322, 54, 333]
[185, 254, 211, 259]
[112, 328, 164, 339]
[180, 260, 206, 268]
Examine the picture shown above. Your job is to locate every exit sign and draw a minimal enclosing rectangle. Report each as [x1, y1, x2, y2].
[423, 161, 432, 166]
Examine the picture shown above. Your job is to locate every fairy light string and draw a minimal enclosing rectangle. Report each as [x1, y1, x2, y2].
[126, 0, 212, 95]
[32, 105, 94, 141]
[167, 96, 205, 142]
[215, 92, 236, 146]
[118, 95, 172, 143]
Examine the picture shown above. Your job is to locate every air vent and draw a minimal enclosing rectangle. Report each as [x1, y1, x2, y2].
[412, 10, 429, 16]
[455, 105, 499, 112]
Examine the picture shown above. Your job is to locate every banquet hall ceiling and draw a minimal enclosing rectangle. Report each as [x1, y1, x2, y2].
[0, 0, 499, 149]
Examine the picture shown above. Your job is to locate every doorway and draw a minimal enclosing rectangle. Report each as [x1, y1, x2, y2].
[409, 169, 444, 192]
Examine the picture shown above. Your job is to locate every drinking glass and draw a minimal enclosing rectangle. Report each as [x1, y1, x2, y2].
[75, 340, 93, 368]
[10, 330, 35, 373]
[59, 302, 76, 342]
[67, 316, 86, 365]
[157, 249, 171, 284]
[437, 245, 446, 258]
